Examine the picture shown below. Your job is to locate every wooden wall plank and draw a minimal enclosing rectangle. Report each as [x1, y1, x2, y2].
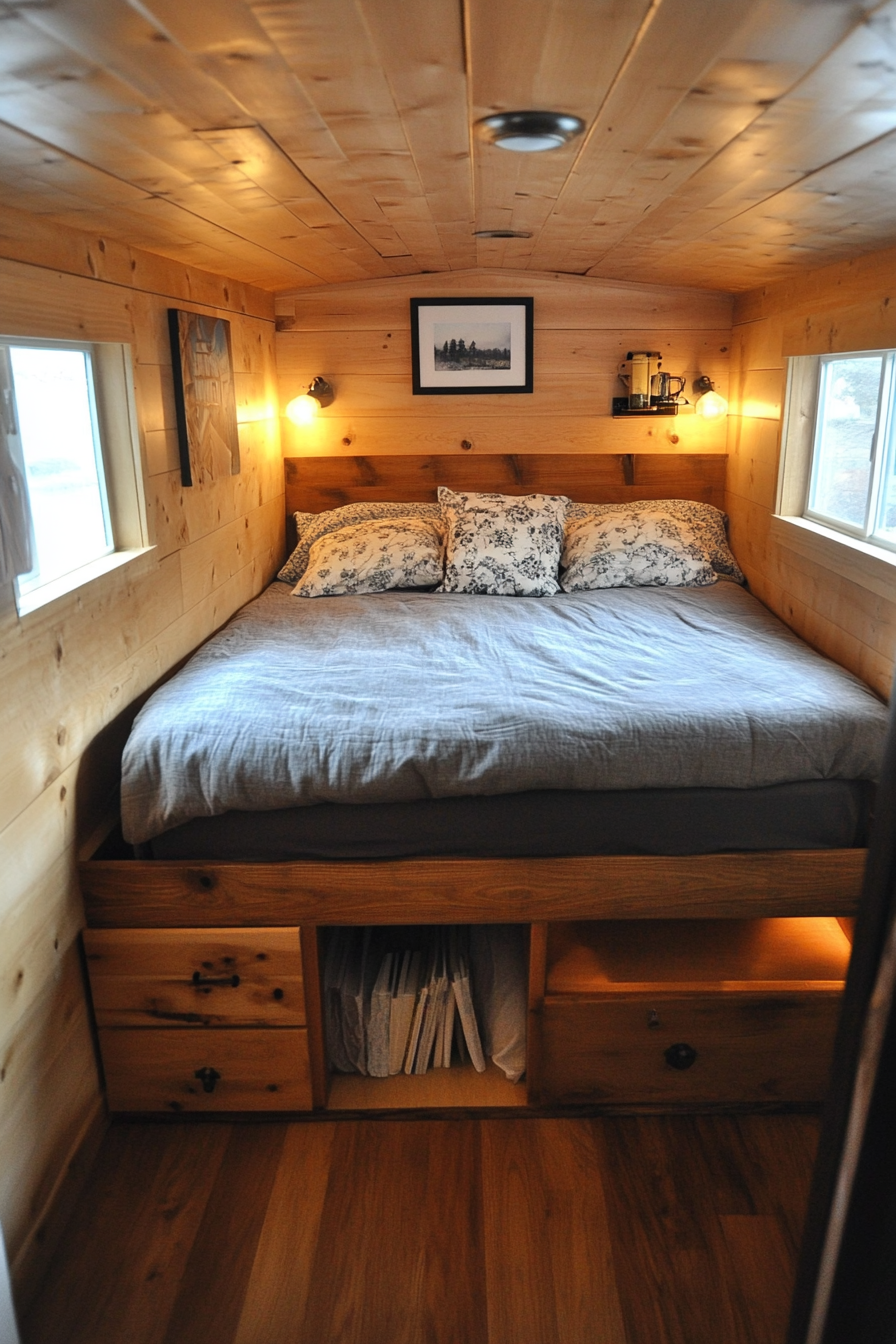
[726, 243, 896, 695]
[285, 452, 728, 513]
[275, 268, 732, 463]
[275, 268, 734, 331]
[0, 211, 284, 1288]
[78, 851, 867, 929]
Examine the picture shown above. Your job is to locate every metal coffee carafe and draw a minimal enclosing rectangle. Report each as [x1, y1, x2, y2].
[651, 372, 686, 406]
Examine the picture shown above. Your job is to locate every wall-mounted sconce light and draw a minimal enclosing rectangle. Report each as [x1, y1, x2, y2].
[285, 376, 335, 425]
[693, 375, 728, 419]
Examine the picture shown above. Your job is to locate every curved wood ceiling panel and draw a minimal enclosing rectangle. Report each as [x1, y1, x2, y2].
[0, 0, 893, 291]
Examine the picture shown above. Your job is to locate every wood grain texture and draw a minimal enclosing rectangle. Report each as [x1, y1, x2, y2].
[481, 1118, 628, 1344]
[22, 1113, 819, 1344]
[0, 0, 891, 290]
[276, 269, 731, 461]
[0, 224, 284, 1283]
[83, 927, 305, 1028]
[285, 452, 728, 513]
[300, 1120, 488, 1344]
[538, 992, 843, 1106]
[726, 245, 896, 698]
[78, 849, 867, 929]
[98, 1027, 312, 1113]
[21, 1123, 232, 1344]
[594, 1114, 818, 1344]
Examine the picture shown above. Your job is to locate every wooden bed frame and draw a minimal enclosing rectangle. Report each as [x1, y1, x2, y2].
[78, 453, 868, 1113]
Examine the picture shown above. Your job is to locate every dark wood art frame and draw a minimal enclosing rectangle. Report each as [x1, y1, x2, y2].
[167, 308, 240, 487]
[410, 297, 533, 395]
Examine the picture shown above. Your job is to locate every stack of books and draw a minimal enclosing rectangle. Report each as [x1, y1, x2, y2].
[323, 927, 486, 1077]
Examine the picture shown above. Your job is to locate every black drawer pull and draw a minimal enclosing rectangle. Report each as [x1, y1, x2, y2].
[192, 971, 240, 988]
[194, 1066, 221, 1094]
[664, 1042, 698, 1071]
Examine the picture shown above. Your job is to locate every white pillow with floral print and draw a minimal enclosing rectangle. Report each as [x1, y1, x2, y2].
[278, 501, 441, 585]
[560, 509, 717, 591]
[566, 497, 744, 583]
[292, 517, 445, 597]
[437, 488, 569, 596]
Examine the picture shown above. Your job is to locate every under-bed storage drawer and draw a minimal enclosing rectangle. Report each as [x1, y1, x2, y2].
[98, 1027, 313, 1112]
[84, 928, 314, 1113]
[83, 928, 306, 1026]
[538, 918, 850, 1106]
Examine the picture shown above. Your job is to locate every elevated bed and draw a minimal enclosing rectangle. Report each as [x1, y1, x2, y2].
[79, 454, 882, 1114]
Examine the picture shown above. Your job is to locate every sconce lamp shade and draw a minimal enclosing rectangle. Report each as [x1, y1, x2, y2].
[285, 376, 335, 425]
[693, 376, 728, 419]
[285, 393, 318, 425]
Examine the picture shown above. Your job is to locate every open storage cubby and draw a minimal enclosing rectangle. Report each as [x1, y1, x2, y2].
[318, 924, 530, 1111]
[532, 917, 852, 1107]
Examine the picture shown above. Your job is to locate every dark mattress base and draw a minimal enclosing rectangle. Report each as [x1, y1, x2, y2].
[141, 781, 873, 862]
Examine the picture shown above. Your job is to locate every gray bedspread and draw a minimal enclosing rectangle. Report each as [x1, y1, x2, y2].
[121, 582, 888, 844]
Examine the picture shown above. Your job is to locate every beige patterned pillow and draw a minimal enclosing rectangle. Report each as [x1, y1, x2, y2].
[292, 517, 445, 597]
[437, 488, 569, 596]
[561, 509, 717, 590]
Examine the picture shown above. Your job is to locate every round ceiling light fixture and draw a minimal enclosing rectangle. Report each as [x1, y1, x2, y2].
[473, 229, 533, 239]
[475, 111, 585, 153]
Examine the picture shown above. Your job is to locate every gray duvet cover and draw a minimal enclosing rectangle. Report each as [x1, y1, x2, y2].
[121, 582, 888, 845]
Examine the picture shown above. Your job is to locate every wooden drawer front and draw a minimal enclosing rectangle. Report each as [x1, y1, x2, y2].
[99, 1027, 312, 1112]
[84, 928, 305, 1027]
[539, 991, 842, 1106]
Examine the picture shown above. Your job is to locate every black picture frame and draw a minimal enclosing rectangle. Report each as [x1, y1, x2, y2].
[167, 308, 240, 487]
[410, 297, 533, 395]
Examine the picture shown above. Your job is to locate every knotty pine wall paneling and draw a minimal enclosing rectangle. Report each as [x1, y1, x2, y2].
[0, 207, 284, 1308]
[275, 269, 733, 459]
[726, 244, 896, 699]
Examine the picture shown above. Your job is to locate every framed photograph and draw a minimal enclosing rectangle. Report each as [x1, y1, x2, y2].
[167, 309, 240, 486]
[410, 297, 533, 395]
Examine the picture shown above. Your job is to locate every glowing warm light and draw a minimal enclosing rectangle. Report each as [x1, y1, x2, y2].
[695, 389, 728, 419]
[285, 393, 318, 425]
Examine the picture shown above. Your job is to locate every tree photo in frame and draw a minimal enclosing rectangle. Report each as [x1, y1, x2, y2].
[167, 309, 241, 486]
[410, 297, 534, 395]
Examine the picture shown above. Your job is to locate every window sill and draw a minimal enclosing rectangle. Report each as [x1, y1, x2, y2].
[770, 515, 896, 603]
[15, 547, 156, 617]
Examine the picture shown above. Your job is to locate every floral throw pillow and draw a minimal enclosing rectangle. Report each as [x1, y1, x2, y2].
[292, 517, 445, 597]
[560, 509, 718, 590]
[278, 500, 441, 585]
[437, 488, 569, 596]
[565, 498, 744, 584]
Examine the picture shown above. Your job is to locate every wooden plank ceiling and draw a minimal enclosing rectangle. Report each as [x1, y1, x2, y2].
[0, 0, 895, 292]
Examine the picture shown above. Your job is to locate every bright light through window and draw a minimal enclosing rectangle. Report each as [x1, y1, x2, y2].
[10, 345, 112, 596]
[805, 350, 896, 551]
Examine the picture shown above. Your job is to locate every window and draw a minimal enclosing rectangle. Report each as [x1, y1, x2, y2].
[805, 351, 896, 549]
[0, 337, 148, 614]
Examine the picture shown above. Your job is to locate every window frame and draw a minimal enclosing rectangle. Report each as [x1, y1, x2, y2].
[1, 334, 151, 617]
[800, 348, 896, 553]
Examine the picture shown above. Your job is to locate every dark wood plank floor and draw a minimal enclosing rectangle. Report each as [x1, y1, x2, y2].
[22, 1113, 818, 1344]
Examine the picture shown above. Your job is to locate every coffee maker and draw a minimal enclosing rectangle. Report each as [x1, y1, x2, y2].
[618, 351, 662, 410]
[614, 351, 684, 416]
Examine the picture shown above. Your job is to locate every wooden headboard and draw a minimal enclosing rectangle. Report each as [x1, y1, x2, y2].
[285, 453, 727, 518]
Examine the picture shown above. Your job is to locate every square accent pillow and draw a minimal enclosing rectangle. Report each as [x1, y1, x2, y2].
[292, 517, 445, 597]
[278, 500, 441, 585]
[566, 498, 744, 583]
[437, 488, 569, 596]
[560, 508, 718, 590]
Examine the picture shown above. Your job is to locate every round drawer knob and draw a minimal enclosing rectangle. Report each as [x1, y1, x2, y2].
[664, 1042, 698, 1071]
[194, 1066, 222, 1094]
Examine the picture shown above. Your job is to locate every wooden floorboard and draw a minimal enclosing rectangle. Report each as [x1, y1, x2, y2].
[21, 1113, 818, 1344]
